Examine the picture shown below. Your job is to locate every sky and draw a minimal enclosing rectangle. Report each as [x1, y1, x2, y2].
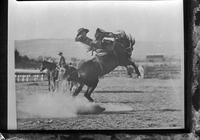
[9, 0, 183, 43]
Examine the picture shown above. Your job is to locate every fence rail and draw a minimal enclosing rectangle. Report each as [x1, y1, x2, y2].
[15, 64, 179, 83]
[15, 69, 47, 82]
[15, 68, 133, 83]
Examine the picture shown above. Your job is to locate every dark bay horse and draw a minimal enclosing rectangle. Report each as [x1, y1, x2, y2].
[40, 60, 58, 92]
[68, 29, 141, 102]
[64, 65, 78, 92]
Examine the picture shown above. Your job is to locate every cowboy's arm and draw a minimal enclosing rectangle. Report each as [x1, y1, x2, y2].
[61, 57, 66, 66]
[88, 40, 101, 52]
[58, 58, 61, 66]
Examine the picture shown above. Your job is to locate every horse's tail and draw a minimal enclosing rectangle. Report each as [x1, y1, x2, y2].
[129, 34, 135, 49]
[116, 31, 135, 53]
[122, 33, 135, 54]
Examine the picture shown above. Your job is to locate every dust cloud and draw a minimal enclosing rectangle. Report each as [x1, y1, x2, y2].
[17, 81, 134, 119]
[18, 90, 105, 118]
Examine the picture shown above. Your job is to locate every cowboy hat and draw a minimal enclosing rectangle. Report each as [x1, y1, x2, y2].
[77, 28, 89, 36]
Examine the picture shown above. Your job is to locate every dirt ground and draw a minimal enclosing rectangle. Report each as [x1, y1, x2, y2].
[16, 75, 184, 130]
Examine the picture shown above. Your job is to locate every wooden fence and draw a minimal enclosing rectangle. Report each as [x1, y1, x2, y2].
[15, 68, 134, 83]
[15, 69, 47, 82]
[15, 63, 180, 83]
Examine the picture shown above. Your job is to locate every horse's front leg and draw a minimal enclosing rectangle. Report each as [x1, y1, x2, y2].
[69, 81, 74, 92]
[72, 83, 84, 97]
[53, 79, 57, 92]
[50, 80, 54, 92]
[84, 80, 98, 102]
[48, 80, 51, 91]
[127, 59, 141, 78]
[48, 75, 51, 91]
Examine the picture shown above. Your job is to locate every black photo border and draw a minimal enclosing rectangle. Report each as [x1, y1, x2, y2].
[0, 0, 193, 134]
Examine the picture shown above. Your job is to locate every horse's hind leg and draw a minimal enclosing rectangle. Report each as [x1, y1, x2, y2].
[50, 81, 54, 92]
[84, 87, 90, 99]
[127, 59, 141, 77]
[72, 83, 84, 97]
[69, 81, 73, 92]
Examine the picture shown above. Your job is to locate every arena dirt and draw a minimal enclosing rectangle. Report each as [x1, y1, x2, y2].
[16, 77, 184, 130]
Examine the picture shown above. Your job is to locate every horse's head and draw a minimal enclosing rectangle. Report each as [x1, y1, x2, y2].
[75, 28, 89, 42]
[40, 60, 48, 72]
[40, 60, 57, 72]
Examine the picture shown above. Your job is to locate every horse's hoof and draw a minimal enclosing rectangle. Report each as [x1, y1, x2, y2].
[72, 95, 77, 98]
[89, 98, 94, 102]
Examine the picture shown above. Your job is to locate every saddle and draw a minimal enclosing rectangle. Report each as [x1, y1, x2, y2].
[60, 67, 66, 73]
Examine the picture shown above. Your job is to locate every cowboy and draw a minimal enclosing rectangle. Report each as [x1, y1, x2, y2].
[57, 52, 66, 81]
[76, 28, 116, 55]
[58, 52, 66, 68]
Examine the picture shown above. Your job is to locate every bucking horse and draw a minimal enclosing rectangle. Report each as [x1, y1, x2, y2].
[67, 28, 141, 102]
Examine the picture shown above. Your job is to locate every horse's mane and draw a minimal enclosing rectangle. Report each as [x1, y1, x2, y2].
[43, 60, 56, 65]
[42, 60, 57, 68]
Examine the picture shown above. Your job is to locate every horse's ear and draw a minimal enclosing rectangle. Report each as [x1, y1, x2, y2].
[96, 28, 100, 32]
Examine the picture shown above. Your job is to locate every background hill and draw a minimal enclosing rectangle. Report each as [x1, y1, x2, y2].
[15, 39, 182, 61]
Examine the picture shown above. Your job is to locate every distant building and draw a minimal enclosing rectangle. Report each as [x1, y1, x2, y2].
[146, 55, 165, 62]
